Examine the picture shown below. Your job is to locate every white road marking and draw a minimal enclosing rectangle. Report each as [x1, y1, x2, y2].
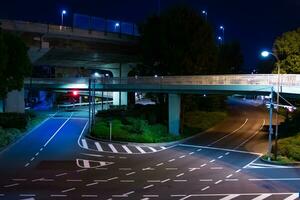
[136, 146, 146, 153]
[35, 152, 39, 156]
[189, 168, 200, 172]
[215, 180, 223, 184]
[208, 118, 248, 146]
[251, 194, 272, 200]
[107, 177, 118, 181]
[161, 178, 171, 183]
[120, 180, 135, 183]
[122, 145, 132, 154]
[126, 172, 136, 176]
[199, 179, 213, 182]
[12, 179, 27, 181]
[123, 191, 135, 196]
[201, 186, 210, 191]
[225, 179, 239, 181]
[108, 144, 118, 153]
[211, 167, 223, 170]
[119, 168, 132, 171]
[4, 183, 19, 188]
[19, 194, 36, 197]
[284, 193, 299, 200]
[30, 157, 35, 161]
[95, 142, 103, 151]
[62, 187, 76, 193]
[219, 194, 240, 200]
[40, 148, 43, 151]
[66, 179, 82, 182]
[201, 164, 207, 167]
[156, 163, 164, 166]
[148, 146, 157, 152]
[144, 184, 154, 189]
[226, 174, 233, 178]
[143, 195, 159, 198]
[218, 156, 223, 159]
[168, 159, 175, 162]
[189, 152, 194, 155]
[50, 194, 67, 197]
[179, 155, 186, 158]
[25, 163, 30, 167]
[174, 180, 187, 182]
[161, 146, 167, 150]
[197, 149, 202, 151]
[147, 180, 161, 183]
[176, 173, 184, 177]
[209, 159, 216, 163]
[94, 180, 108, 182]
[81, 195, 98, 198]
[235, 169, 241, 173]
[56, 173, 67, 177]
[225, 152, 230, 155]
[86, 182, 98, 187]
[166, 168, 177, 170]
[142, 167, 155, 171]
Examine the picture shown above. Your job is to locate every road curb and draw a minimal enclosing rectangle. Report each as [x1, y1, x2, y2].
[260, 157, 300, 166]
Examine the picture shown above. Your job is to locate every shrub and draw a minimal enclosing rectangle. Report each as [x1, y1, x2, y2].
[0, 113, 28, 129]
[0, 127, 21, 148]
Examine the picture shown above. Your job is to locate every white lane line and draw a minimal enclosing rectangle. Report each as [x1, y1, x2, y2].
[161, 146, 167, 150]
[156, 163, 164, 166]
[66, 179, 82, 182]
[218, 156, 223, 159]
[19, 194, 36, 197]
[56, 173, 68, 177]
[25, 163, 30, 167]
[62, 187, 76, 193]
[147, 180, 161, 183]
[189, 152, 194, 155]
[201, 186, 210, 191]
[209, 159, 216, 163]
[161, 178, 170, 183]
[94, 180, 108, 182]
[95, 142, 103, 151]
[44, 116, 72, 147]
[147, 146, 157, 152]
[284, 193, 299, 200]
[249, 178, 300, 181]
[225, 179, 239, 181]
[143, 184, 154, 189]
[86, 182, 98, 187]
[168, 159, 175, 162]
[166, 168, 177, 170]
[235, 169, 241, 173]
[4, 183, 19, 188]
[81, 195, 98, 198]
[208, 118, 248, 146]
[199, 179, 213, 182]
[136, 146, 146, 153]
[251, 194, 272, 200]
[235, 119, 265, 149]
[35, 152, 39, 156]
[123, 191, 135, 196]
[219, 194, 240, 200]
[108, 144, 118, 153]
[225, 152, 230, 155]
[179, 155, 186, 158]
[12, 179, 27, 181]
[201, 164, 207, 167]
[40, 147, 43, 151]
[226, 174, 233, 178]
[197, 149, 202, 151]
[107, 177, 118, 181]
[77, 168, 87, 172]
[119, 168, 132, 171]
[176, 173, 184, 177]
[142, 167, 155, 171]
[126, 172, 136, 176]
[143, 195, 159, 198]
[120, 180, 135, 183]
[50, 194, 67, 197]
[211, 167, 223, 170]
[189, 168, 200, 172]
[83, 160, 90, 168]
[215, 180, 223, 184]
[122, 145, 132, 154]
[174, 180, 187, 182]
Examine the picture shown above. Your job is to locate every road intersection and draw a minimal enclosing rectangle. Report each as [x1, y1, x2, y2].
[0, 102, 299, 199]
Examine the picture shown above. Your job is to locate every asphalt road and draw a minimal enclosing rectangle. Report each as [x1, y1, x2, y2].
[0, 100, 299, 200]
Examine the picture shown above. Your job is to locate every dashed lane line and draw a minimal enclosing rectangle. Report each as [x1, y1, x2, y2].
[199, 179, 213, 182]
[107, 177, 119, 181]
[143, 184, 154, 189]
[143, 195, 159, 198]
[50, 194, 67, 197]
[156, 163, 164, 166]
[120, 180, 135, 183]
[86, 182, 98, 187]
[226, 174, 233, 178]
[61, 187, 76, 193]
[161, 178, 171, 183]
[147, 180, 161, 183]
[126, 172, 136, 176]
[215, 180, 223, 184]
[56, 173, 68, 177]
[176, 173, 184, 177]
[168, 159, 175, 162]
[201, 186, 210, 191]
[81, 195, 98, 198]
[66, 179, 82, 182]
[4, 183, 19, 188]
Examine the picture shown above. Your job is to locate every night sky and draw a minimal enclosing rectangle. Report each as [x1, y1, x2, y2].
[1, 0, 299, 71]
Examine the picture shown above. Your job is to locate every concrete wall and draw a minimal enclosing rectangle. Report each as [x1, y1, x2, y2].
[4, 89, 25, 113]
[168, 94, 181, 135]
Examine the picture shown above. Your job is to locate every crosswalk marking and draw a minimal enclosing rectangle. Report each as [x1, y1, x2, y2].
[148, 146, 157, 152]
[136, 146, 146, 153]
[82, 139, 88, 149]
[122, 145, 133, 154]
[219, 194, 240, 200]
[108, 144, 118, 153]
[83, 160, 90, 168]
[284, 193, 299, 200]
[95, 142, 103, 151]
[251, 194, 272, 200]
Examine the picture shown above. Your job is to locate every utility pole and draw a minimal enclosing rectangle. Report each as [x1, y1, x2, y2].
[268, 87, 274, 161]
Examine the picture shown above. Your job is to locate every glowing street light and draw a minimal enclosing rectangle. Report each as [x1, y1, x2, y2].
[261, 50, 281, 160]
[60, 10, 67, 30]
[217, 36, 223, 45]
[202, 10, 208, 21]
[220, 25, 225, 43]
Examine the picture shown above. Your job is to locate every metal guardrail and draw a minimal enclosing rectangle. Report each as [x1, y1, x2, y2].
[26, 74, 300, 87]
[0, 19, 138, 42]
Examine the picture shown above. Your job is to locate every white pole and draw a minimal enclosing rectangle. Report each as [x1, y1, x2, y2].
[268, 87, 274, 160]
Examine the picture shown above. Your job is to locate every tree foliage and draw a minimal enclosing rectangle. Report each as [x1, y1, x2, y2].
[139, 6, 218, 75]
[0, 29, 32, 99]
[273, 28, 300, 73]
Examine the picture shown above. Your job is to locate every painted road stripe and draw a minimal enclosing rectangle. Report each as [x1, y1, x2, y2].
[62, 187, 76, 193]
[147, 180, 161, 183]
[156, 163, 164, 166]
[143, 195, 159, 198]
[284, 193, 299, 200]
[199, 179, 212, 182]
[136, 146, 146, 153]
[249, 178, 300, 181]
[19, 194, 36, 197]
[124, 191, 135, 196]
[56, 173, 67, 177]
[120, 180, 135, 183]
[226, 174, 233, 178]
[147, 146, 157, 152]
[81, 195, 98, 198]
[107, 177, 118, 181]
[82, 139, 88, 149]
[168, 159, 175, 162]
[201, 186, 210, 191]
[108, 144, 118, 153]
[67, 179, 82, 182]
[179, 155, 186, 158]
[252, 194, 272, 200]
[122, 145, 133, 154]
[220, 194, 240, 200]
[161, 178, 170, 183]
[215, 180, 223, 184]
[50, 194, 67, 197]
[83, 160, 90, 168]
[126, 172, 135, 176]
[144, 184, 154, 189]
[176, 173, 184, 177]
[86, 182, 98, 187]
[4, 183, 19, 188]
[95, 142, 103, 152]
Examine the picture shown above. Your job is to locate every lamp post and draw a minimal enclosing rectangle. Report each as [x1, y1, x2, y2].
[220, 25, 225, 43]
[261, 50, 281, 160]
[202, 10, 208, 21]
[60, 10, 67, 30]
[217, 36, 223, 45]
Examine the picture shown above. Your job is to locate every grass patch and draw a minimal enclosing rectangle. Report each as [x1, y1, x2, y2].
[91, 110, 227, 143]
[277, 133, 300, 161]
[262, 154, 297, 165]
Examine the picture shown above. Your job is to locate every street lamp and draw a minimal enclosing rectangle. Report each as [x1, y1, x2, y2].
[202, 10, 208, 21]
[217, 36, 223, 45]
[261, 50, 281, 160]
[60, 10, 67, 30]
[220, 25, 225, 43]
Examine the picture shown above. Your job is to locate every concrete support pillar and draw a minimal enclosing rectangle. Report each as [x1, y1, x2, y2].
[168, 93, 181, 135]
[4, 89, 25, 113]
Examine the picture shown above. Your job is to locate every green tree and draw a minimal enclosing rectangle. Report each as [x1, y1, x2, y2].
[273, 28, 300, 73]
[216, 41, 243, 74]
[139, 6, 218, 75]
[0, 30, 32, 99]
